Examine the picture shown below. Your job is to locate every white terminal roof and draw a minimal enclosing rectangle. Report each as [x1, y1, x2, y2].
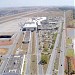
[23, 22, 37, 28]
[23, 17, 46, 28]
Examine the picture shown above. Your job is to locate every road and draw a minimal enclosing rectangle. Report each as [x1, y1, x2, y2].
[57, 11, 66, 75]
[0, 31, 22, 74]
[46, 20, 63, 75]
[36, 32, 44, 75]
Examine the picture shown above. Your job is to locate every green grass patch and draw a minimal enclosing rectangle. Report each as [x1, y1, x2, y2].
[44, 48, 48, 52]
[53, 33, 57, 41]
[66, 49, 74, 57]
[66, 38, 72, 45]
[41, 54, 48, 65]
[50, 44, 54, 49]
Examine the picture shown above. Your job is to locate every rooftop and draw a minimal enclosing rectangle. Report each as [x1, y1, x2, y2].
[23, 22, 37, 28]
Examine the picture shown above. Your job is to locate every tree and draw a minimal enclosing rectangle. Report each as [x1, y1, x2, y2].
[64, 69, 68, 74]
[44, 48, 48, 52]
[51, 45, 54, 49]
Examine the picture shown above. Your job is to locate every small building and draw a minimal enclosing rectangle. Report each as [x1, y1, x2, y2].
[22, 22, 37, 31]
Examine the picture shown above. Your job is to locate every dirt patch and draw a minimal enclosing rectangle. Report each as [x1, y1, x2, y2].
[13, 32, 28, 55]
[64, 57, 75, 75]
[32, 31, 36, 54]
[22, 44, 28, 54]
[71, 57, 75, 70]
[0, 48, 8, 55]
[0, 40, 13, 46]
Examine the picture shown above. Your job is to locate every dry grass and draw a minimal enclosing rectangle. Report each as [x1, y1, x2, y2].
[26, 11, 63, 17]
[32, 31, 36, 54]
[66, 49, 74, 57]
[13, 33, 28, 55]
[0, 48, 8, 55]
[22, 44, 28, 54]
[30, 32, 37, 75]
[30, 55, 37, 75]
[13, 33, 23, 54]
[43, 41, 48, 49]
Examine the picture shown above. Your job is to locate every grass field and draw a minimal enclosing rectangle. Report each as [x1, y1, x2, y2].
[68, 20, 75, 27]
[66, 38, 72, 45]
[66, 49, 74, 57]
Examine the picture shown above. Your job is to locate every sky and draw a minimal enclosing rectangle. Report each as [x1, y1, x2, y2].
[0, 0, 74, 8]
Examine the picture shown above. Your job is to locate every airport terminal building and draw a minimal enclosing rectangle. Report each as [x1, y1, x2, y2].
[22, 22, 37, 31]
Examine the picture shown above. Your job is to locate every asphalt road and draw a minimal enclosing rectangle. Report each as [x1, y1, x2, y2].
[57, 11, 66, 75]
[57, 31, 66, 75]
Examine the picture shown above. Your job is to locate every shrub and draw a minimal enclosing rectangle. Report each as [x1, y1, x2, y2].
[41, 54, 48, 65]
[44, 48, 48, 52]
